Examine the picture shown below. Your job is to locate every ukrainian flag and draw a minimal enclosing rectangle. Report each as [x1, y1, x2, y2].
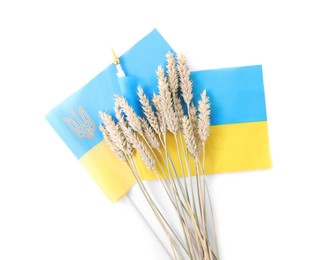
[46, 29, 271, 202]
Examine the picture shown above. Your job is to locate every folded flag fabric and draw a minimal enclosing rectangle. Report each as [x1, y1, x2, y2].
[46, 29, 271, 202]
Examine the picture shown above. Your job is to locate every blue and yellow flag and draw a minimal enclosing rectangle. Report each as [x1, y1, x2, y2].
[46, 29, 271, 202]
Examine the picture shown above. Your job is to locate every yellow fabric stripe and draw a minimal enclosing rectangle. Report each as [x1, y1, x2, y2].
[80, 141, 136, 202]
[80, 121, 271, 202]
[204, 121, 272, 173]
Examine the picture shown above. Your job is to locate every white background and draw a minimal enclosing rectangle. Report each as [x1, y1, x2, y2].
[1, 0, 321, 259]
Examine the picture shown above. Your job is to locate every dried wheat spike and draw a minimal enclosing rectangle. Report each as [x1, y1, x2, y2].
[198, 90, 211, 144]
[166, 52, 179, 96]
[127, 131, 156, 171]
[182, 115, 200, 159]
[177, 53, 193, 106]
[100, 124, 126, 162]
[153, 94, 167, 135]
[99, 111, 128, 154]
[141, 118, 160, 150]
[114, 101, 134, 156]
[166, 52, 184, 128]
[173, 95, 184, 129]
[116, 96, 143, 134]
[157, 66, 179, 134]
[189, 102, 201, 149]
[137, 86, 160, 135]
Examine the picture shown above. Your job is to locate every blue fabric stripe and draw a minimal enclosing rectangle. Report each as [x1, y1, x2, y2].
[46, 29, 172, 159]
[46, 29, 267, 160]
[191, 65, 267, 125]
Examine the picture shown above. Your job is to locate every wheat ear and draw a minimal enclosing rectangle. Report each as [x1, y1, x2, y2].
[99, 112, 127, 150]
[99, 112, 129, 162]
[152, 94, 167, 135]
[128, 131, 156, 171]
[141, 118, 160, 151]
[137, 86, 160, 135]
[190, 102, 201, 151]
[116, 96, 143, 134]
[157, 66, 179, 134]
[182, 115, 200, 159]
[166, 52, 179, 95]
[100, 125, 126, 162]
[177, 53, 193, 106]
[114, 101, 134, 156]
[198, 90, 211, 144]
[166, 52, 184, 127]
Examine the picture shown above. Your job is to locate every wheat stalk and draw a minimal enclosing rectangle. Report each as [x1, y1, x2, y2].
[99, 53, 218, 260]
